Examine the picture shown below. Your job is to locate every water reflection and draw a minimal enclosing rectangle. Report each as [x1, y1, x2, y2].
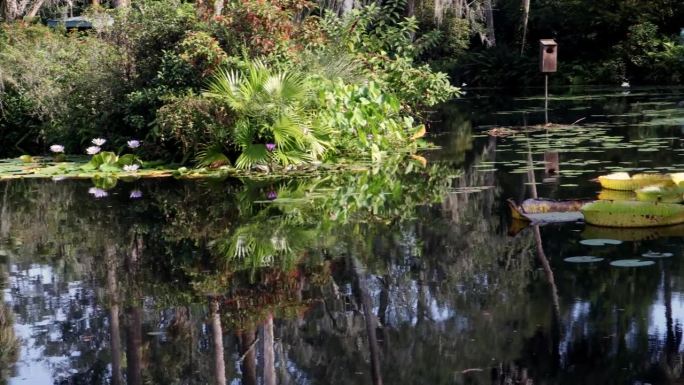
[3, 89, 684, 384]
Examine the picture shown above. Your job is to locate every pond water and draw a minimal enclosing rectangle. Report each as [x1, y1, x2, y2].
[2, 87, 684, 385]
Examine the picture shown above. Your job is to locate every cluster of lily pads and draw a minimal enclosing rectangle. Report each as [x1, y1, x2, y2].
[564, 238, 673, 268]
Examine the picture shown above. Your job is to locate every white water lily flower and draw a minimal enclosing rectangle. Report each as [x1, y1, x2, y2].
[129, 189, 143, 199]
[50, 144, 65, 153]
[641, 185, 663, 192]
[123, 164, 140, 172]
[92, 138, 106, 146]
[86, 146, 101, 155]
[88, 187, 108, 198]
[605, 172, 630, 180]
[127, 140, 140, 149]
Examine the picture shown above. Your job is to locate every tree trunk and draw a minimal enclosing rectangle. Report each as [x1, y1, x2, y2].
[25, 0, 45, 18]
[407, 0, 415, 17]
[520, 0, 530, 54]
[210, 299, 226, 385]
[341, 0, 353, 14]
[483, 0, 496, 47]
[113, 0, 129, 8]
[3, 0, 19, 21]
[213, 0, 223, 17]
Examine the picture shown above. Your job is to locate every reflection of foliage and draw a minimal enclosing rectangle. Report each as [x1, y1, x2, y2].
[0, 256, 18, 383]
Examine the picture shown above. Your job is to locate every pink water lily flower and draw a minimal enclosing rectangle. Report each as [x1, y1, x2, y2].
[50, 145, 64, 153]
[127, 140, 141, 149]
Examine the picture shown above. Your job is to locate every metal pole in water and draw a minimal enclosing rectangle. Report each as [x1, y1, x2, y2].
[545, 74, 549, 125]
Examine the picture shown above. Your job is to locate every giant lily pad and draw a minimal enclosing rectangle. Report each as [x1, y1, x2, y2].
[635, 184, 684, 203]
[610, 259, 655, 267]
[597, 189, 636, 201]
[581, 200, 684, 228]
[598, 172, 673, 191]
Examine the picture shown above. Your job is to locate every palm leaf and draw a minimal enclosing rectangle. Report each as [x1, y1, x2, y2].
[235, 143, 269, 169]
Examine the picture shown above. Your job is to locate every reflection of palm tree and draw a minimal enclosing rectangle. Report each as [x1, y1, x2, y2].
[238, 329, 258, 385]
[263, 312, 275, 385]
[209, 298, 226, 385]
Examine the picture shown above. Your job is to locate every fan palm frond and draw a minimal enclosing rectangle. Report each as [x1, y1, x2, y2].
[235, 144, 270, 170]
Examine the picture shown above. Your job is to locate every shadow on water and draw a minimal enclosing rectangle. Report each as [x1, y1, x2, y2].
[2, 87, 684, 384]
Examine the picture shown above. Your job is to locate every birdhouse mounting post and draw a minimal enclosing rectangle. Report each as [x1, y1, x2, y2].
[539, 39, 557, 124]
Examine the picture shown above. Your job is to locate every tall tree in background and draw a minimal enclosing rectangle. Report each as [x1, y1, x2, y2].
[520, 0, 530, 54]
[1, 0, 46, 21]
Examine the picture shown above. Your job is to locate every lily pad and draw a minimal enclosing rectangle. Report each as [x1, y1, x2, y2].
[579, 239, 623, 246]
[610, 259, 655, 267]
[641, 251, 673, 258]
[564, 256, 605, 263]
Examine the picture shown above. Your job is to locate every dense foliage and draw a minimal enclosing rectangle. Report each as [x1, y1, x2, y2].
[0, 0, 458, 168]
[1, 0, 683, 164]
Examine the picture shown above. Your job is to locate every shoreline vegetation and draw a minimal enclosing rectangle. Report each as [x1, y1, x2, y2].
[2, 0, 682, 178]
[0, 1, 458, 176]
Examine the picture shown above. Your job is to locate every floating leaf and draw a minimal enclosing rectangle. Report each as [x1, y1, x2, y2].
[641, 251, 673, 258]
[564, 256, 605, 263]
[581, 200, 684, 228]
[598, 172, 673, 191]
[610, 259, 655, 267]
[579, 239, 623, 246]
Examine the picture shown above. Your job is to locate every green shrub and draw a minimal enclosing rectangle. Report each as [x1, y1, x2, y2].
[317, 79, 424, 160]
[0, 24, 126, 151]
[204, 60, 331, 169]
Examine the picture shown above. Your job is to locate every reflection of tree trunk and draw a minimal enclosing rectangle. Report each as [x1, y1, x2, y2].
[106, 245, 122, 385]
[352, 256, 383, 385]
[126, 233, 143, 385]
[0, 182, 10, 239]
[533, 226, 561, 368]
[126, 306, 143, 385]
[664, 267, 679, 375]
[378, 275, 391, 353]
[210, 299, 226, 385]
[263, 313, 275, 385]
[416, 271, 428, 327]
[238, 329, 257, 385]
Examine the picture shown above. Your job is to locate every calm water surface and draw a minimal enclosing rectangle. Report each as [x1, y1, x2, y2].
[2, 87, 684, 385]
